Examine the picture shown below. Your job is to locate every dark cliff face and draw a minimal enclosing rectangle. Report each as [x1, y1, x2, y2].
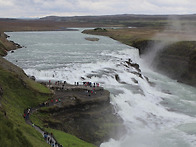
[36, 88, 125, 146]
[134, 40, 196, 87]
[155, 41, 196, 86]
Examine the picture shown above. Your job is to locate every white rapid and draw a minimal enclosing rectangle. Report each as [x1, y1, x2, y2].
[5, 30, 196, 147]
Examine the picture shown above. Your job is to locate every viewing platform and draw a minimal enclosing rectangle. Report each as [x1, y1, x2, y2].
[38, 81, 110, 109]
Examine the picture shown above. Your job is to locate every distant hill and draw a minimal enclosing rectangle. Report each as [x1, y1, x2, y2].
[40, 14, 196, 21]
[0, 14, 196, 32]
[40, 14, 196, 27]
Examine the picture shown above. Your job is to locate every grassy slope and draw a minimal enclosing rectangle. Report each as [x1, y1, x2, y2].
[0, 57, 51, 147]
[0, 111, 33, 147]
[0, 32, 19, 56]
[83, 27, 159, 45]
[46, 128, 96, 147]
[0, 57, 96, 146]
[0, 39, 7, 56]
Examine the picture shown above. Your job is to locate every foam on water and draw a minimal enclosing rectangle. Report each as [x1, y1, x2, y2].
[5, 30, 196, 147]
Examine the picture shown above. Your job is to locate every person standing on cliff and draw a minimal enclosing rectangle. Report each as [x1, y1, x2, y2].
[23, 113, 26, 119]
[44, 132, 47, 141]
[47, 136, 50, 143]
[27, 108, 31, 114]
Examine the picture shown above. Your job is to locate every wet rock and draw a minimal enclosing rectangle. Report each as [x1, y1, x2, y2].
[162, 89, 172, 95]
[125, 61, 141, 72]
[115, 74, 126, 84]
[115, 74, 120, 82]
[93, 28, 107, 32]
[87, 74, 102, 79]
[131, 71, 143, 79]
[144, 76, 155, 87]
[80, 77, 85, 80]
[29, 76, 36, 81]
[85, 37, 99, 41]
[131, 78, 138, 84]
[9, 41, 22, 48]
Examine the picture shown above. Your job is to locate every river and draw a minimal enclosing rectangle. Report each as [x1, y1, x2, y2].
[4, 29, 196, 147]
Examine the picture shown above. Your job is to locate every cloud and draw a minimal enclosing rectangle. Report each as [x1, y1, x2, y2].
[0, 0, 13, 6]
[0, 0, 195, 18]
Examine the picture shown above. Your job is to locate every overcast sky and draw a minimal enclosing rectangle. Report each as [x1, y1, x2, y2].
[0, 0, 195, 18]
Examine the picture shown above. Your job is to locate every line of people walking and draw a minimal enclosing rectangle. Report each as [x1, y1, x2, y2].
[24, 107, 63, 146]
[75, 81, 100, 87]
[43, 132, 63, 147]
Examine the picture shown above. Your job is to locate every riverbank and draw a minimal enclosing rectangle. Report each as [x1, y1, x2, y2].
[82, 28, 196, 87]
[0, 32, 22, 56]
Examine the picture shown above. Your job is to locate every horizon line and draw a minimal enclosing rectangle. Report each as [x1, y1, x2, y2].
[0, 13, 196, 19]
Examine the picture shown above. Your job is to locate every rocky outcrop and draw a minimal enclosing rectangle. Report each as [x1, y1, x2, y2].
[35, 85, 125, 146]
[136, 40, 196, 87]
[85, 37, 99, 41]
[45, 102, 124, 146]
[0, 32, 22, 56]
[154, 41, 196, 86]
[0, 57, 27, 79]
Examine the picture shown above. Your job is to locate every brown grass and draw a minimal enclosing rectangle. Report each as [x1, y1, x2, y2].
[83, 27, 196, 46]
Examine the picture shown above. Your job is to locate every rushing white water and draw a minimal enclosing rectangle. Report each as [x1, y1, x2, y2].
[5, 30, 196, 147]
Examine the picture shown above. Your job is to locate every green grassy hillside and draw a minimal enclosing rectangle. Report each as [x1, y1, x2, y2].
[0, 57, 98, 147]
[0, 57, 51, 147]
[0, 31, 104, 146]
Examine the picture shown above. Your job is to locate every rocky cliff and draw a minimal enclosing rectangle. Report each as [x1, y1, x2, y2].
[132, 40, 196, 87]
[33, 85, 125, 146]
[0, 32, 22, 56]
[155, 41, 196, 86]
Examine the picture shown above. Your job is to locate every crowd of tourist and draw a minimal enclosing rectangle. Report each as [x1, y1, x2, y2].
[43, 132, 63, 147]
